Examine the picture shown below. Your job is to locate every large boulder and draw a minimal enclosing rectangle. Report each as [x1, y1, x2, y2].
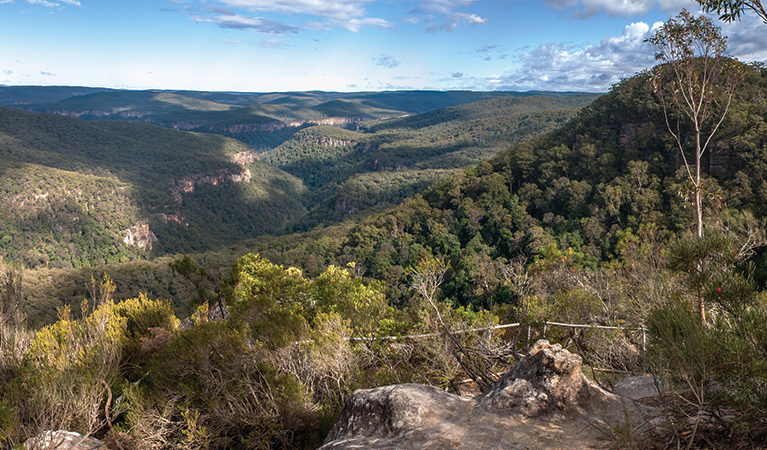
[320, 340, 651, 450]
[24, 431, 103, 450]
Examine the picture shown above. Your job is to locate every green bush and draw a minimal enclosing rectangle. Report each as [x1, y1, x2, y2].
[0, 295, 177, 444]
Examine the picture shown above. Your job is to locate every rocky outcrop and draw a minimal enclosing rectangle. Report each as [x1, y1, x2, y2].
[155, 212, 188, 226]
[288, 116, 377, 127]
[476, 339, 606, 418]
[296, 135, 354, 147]
[123, 221, 157, 250]
[25, 430, 102, 450]
[320, 340, 652, 450]
[168, 168, 251, 204]
[230, 149, 260, 165]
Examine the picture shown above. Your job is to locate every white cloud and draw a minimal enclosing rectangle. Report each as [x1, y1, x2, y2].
[416, 0, 479, 15]
[260, 38, 288, 48]
[426, 11, 487, 32]
[342, 17, 393, 32]
[487, 21, 657, 92]
[375, 54, 400, 68]
[40, 70, 56, 76]
[544, 0, 688, 18]
[3, 70, 12, 75]
[26, 0, 58, 7]
[407, 0, 487, 31]
[188, 1, 390, 33]
[190, 11, 300, 35]
[720, 14, 767, 62]
[218, 0, 372, 21]
[24, 0, 81, 7]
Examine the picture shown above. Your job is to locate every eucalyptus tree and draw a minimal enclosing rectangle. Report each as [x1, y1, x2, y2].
[646, 9, 741, 240]
[646, 10, 742, 324]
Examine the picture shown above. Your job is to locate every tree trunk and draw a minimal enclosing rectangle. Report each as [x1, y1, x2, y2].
[695, 130, 706, 326]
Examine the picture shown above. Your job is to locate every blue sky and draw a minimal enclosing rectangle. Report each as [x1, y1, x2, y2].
[1, 0, 765, 93]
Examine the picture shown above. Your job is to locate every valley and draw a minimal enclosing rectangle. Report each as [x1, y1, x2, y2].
[0, 88, 598, 322]
[2, 58, 767, 450]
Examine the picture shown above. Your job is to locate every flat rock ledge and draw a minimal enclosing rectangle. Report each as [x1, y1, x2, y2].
[320, 340, 652, 450]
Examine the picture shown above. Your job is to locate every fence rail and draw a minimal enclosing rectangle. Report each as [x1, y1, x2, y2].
[347, 321, 648, 350]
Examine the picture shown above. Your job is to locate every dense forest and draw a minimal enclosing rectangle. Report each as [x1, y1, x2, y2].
[0, 106, 308, 269]
[0, 92, 593, 276]
[2, 39, 767, 448]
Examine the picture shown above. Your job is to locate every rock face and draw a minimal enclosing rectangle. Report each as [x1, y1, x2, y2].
[613, 375, 665, 400]
[25, 431, 102, 450]
[320, 340, 649, 450]
[123, 221, 157, 250]
[476, 339, 604, 417]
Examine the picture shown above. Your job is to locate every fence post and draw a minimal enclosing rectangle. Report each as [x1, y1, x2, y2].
[543, 322, 547, 338]
[526, 325, 530, 347]
[642, 327, 646, 351]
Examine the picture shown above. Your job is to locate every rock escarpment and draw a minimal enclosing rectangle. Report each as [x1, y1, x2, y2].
[320, 340, 651, 450]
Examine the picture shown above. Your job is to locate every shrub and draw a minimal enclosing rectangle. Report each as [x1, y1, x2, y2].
[1, 295, 177, 443]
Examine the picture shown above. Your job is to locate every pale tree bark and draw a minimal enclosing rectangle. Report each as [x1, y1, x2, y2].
[646, 9, 741, 325]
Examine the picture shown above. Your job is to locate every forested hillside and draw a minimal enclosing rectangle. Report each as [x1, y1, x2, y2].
[265, 96, 595, 228]
[0, 107, 307, 270]
[0, 91, 597, 276]
[233, 62, 767, 311]
[6, 88, 599, 152]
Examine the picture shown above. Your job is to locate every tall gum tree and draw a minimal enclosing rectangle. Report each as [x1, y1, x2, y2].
[646, 9, 741, 324]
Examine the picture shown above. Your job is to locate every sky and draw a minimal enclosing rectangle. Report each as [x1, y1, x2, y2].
[1, 0, 766, 93]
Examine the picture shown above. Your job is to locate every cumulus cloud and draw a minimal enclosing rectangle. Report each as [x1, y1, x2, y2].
[375, 54, 400, 68]
[3, 70, 12, 75]
[478, 13, 766, 93]
[452, 72, 463, 78]
[426, 12, 487, 32]
[218, 0, 369, 21]
[407, 0, 487, 31]
[190, 11, 299, 35]
[720, 14, 767, 62]
[544, 0, 688, 18]
[40, 71, 56, 76]
[197, 0, 390, 32]
[487, 21, 657, 92]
